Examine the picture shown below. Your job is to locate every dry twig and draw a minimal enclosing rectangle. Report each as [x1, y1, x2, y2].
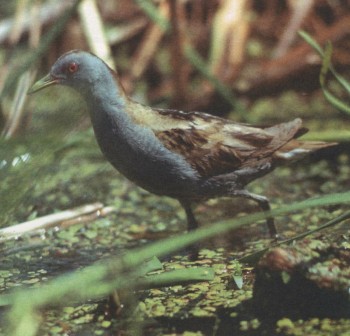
[272, 0, 314, 58]
[2, 1, 41, 138]
[78, 0, 115, 68]
[0, 203, 115, 241]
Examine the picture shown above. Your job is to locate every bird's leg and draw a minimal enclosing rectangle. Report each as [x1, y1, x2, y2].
[179, 200, 199, 231]
[179, 200, 200, 259]
[229, 189, 278, 239]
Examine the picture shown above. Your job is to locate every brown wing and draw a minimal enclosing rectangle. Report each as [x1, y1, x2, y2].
[156, 117, 307, 177]
[156, 128, 239, 176]
[125, 101, 304, 177]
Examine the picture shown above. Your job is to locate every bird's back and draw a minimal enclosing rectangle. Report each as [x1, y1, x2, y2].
[125, 102, 332, 179]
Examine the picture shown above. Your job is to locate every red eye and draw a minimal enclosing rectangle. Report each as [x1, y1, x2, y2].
[68, 62, 78, 73]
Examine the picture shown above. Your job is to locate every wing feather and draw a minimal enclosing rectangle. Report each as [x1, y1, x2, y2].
[125, 101, 303, 177]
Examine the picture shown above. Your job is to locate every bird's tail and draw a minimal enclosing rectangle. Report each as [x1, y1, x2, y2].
[274, 140, 337, 161]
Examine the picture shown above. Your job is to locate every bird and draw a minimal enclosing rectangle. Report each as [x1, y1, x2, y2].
[28, 50, 335, 239]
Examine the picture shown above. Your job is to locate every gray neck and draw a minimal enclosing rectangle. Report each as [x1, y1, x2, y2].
[83, 70, 127, 120]
[80, 73, 132, 156]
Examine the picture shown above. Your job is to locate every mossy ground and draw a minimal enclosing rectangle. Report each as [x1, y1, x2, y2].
[0, 87, 349, 335]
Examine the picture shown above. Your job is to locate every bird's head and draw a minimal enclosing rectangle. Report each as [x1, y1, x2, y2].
[28, 50, 114, 96]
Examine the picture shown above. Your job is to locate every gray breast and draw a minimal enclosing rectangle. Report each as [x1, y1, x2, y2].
[90, 105, 201, 197]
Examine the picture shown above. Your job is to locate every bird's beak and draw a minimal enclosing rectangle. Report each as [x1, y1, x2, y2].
[28, 73, 59, 94]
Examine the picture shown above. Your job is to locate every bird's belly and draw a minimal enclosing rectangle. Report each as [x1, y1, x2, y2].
[97, 136, 200, 198]
[108, 150, 197, 197]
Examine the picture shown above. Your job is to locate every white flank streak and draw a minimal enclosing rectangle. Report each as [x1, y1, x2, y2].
[277, 148, 310, 160]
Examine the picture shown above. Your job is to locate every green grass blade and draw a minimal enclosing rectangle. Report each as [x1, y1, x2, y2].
[298, 30, 324, 56]
[319, 41, 332, 87]
[299, 30, 350, 95]
[134, 0, 170, 31]
[331, 68, 350, 95]
[322, 87, 350, 115]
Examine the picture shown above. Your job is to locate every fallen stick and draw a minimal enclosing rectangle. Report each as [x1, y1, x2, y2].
[0, 203, 114, 241]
